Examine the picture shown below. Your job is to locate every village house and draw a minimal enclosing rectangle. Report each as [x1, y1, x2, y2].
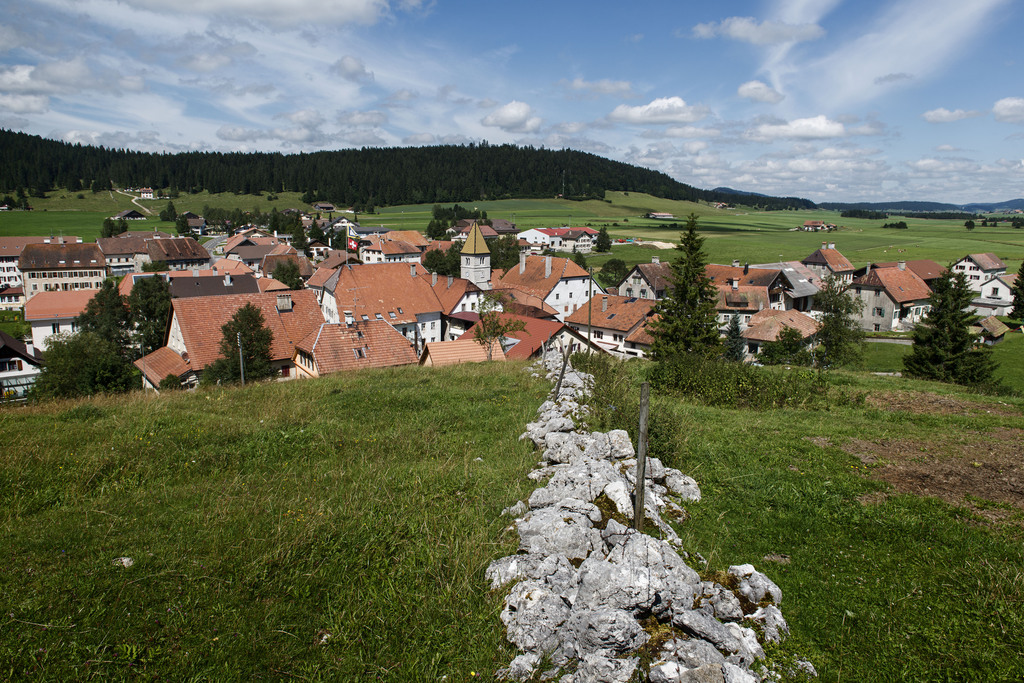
[972, 316, 1010, 346]
[853, 259, 946, 289]
[117, 260, 255, 298]
[460, 223, 492, 290]
[138, 290, 325, 388]
[749, 261, 821, 312]
[112, 209, 146, 221]
[19, 241, 106, 301]
[0, 236, 53, 288]
[359, 237, 422, 264]
[24, 289, 96, 351]
[0, 285, 24, 311]
[423, 271, 487, 319]
[951, 253, 1006, 293]
[970, 273, 1017, 318]
[494, 253, 600, 322]
[740, 308, 820, 360]
[850, 263, 933, 332]
[618, 258, 672, 300]
[517, 227, 599, 253]
[564, 294, 657, 357]
[260, 251, 314, 280]
[168, 272, 261, 298]
[460, 313, 603, 359]
[139, 187, 154, 199]
[0, 329, 44, 401]
[294, 318, 418, 378]
[801, 242, 855, 284]
[419, 338, 505, 366]
[97, 230, 177, 275]
[320, 262, 445, 352]
[146, 237, 211, 271]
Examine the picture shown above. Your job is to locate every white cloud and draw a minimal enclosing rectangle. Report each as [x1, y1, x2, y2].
[403, 132, 435, 145]
[993, 97, 1024, 123]
[922, 107, 982, 123]
[874, 73, 914, 85]
[338, 110, 387, 126]
[748, 115, 845, 140]
[216, 125, 267, 142]
[278, 109, 325, 127]
[692, 17, 824, 45]
[0, 25, 26, 52]
[113, 0, 421, 27]
[0, 93, 49, 113]
[481, 101, 541, 133]
[608, 97, 708, 125]
[330, 56, 375, 82]
[563, 77, 635, 98]
[737, 80, 784, 104]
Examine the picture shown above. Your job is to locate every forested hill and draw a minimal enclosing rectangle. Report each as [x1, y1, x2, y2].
[0, 129, 814, 210]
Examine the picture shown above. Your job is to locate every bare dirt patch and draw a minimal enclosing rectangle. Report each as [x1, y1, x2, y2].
[839, 428, 1024, 523]
[865, 390, 1020, 417]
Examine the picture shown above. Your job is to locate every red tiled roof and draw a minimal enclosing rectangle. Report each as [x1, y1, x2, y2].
[319, 251, 362, 269]
[419, 273, 482, 315]
[741, 309, 819, 342]
[714, 284, 771, 312]
[384, 230, 430, 248]
[869, 260, 945, 282]
[625, 317, 657, 347]
[967, 253, 1006, 271]
[423, 240, 454, 254]
[257, 277, 291, 292]
[330, 263, 442, 325]
[0, 236, 50, 256]
[171, 290, 324, 369]
[854, 267, 932, 304]
[461, 314, 568, 360]
[24, 290, 97, 320]
[306, 266, 337, 289]
[564, 295, 656, 332]
[134, 347, 191, 385]
[802, 247, 854, 273]
[705, 264, 781, 288]
[297, 321, 418, 374]
[262, 253, 314, 279]
[496, 255, 590, 299]
[420, 338, 505, 366]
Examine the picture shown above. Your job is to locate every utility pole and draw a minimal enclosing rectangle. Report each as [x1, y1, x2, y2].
[587, 267, 594, 355]
[238, 331, 245, 386]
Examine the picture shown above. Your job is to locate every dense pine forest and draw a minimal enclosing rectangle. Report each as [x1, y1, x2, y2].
[0, 129, 814, 210]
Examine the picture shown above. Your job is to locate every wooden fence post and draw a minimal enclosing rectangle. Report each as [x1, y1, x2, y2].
[633, 381, 650, 531]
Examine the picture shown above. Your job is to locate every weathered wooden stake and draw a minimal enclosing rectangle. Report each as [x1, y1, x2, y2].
[633, 381, 650, 531]
[553, 346, 571, 397]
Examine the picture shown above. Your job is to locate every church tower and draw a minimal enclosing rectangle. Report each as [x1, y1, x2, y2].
[460, 223, 491, 290]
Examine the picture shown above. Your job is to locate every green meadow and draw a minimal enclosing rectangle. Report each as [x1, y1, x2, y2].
[3, 190, 1022, 273]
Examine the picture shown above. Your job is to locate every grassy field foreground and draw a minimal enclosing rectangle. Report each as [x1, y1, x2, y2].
[1, 364, 549, 680]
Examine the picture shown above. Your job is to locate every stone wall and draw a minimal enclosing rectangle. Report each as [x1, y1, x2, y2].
[487, 352, 814, 683]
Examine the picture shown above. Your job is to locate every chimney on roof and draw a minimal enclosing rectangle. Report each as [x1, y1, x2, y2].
[731, 278, 739, 290]
[192, 267, 199, 277]
[26, 342, 34, 357]
[409, 263, 416, 278]
[344, 310, 354, 326]
[733, 259, 740, 267]
[224, 273, 233, 286]
[821, 242, 827, 250]
[898, 261, 906, 271]
[866, 264, 871, 275]
[652, 256, 659, 264]
[274, 230, 278, 239]
[602, 295, 608, 312]
[545, 256, 552, 278]
[447, 275, 454, 288]
[744, 262, 749, 275]
[276, 293, 293, 312]
[432, 272, 438, 286]
[828, 242, 835, 250]
[520, 252, 527, 274]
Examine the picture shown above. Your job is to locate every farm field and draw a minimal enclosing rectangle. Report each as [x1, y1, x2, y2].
[3, 190, 1023, 273]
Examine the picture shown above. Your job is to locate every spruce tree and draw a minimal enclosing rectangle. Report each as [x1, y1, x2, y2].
[903, 270, 997, 386]
[1010, 272, 1024, 323]
[595, 227, 612, 252]
[724, 313, 745, 361]
[648, 213, 720, 360]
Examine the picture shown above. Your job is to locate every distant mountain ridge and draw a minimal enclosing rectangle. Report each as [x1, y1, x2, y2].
[0, 129, 815, 211]
[821, 199, 1024, 213]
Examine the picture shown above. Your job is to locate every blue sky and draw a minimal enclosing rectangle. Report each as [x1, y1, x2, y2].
[2, 0, 1022, 203]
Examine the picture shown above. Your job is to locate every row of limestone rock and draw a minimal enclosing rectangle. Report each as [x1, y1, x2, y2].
[487, 351, 811, 683]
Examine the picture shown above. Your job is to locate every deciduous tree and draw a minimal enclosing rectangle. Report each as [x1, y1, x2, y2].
[128, 275, 172, 354]
[31, 332, 135, 399]
[76, 279, 130, 351]
[472, 292, 525, 361]
[203, 303, 275, 384]
[813, 276, 864, 368]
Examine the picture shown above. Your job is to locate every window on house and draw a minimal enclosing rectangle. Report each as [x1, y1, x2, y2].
[873, 307, 884, 317]
[353, 348, 365, 359]
[874, 324, 881, 331]
[593, 330, 603, 339]
[281, 366, 290, 377]
[52, 323, 60, 334]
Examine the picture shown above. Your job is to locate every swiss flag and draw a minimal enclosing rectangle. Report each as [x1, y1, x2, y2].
[348, 237, 359, 251]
